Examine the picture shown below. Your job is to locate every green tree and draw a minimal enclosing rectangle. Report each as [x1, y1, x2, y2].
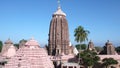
[75, 44, 87, 50]
[19, 39, 27, 43]
[102, 58, 118, 68]
[19, 39, 27, 48]
[74, 26, 90, 44]
[115, 46, 120, 53]
[79, 50, 100, 68]
[95, 46, 103, 52]
[74, 26, 90, 64]
[0, 40, 3, 52]
[14, 44, 19, 49]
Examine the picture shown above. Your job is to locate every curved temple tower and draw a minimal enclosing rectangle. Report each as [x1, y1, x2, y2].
[48, 5, 70, 55]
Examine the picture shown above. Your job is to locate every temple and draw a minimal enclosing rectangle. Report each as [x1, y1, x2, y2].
[1, 0, 120, 68]
[87, 40, 96, 51]
[1, 39, 17, 58]
[48, 2, 71, 56]
[105, 40, 116, 55]
[4, 38, 54, 68]
[99, 40, 117, 55]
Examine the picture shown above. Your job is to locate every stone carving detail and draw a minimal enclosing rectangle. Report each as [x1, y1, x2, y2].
[100, 40, 116, 55]
[48, 7, 70, 56]
[87, 40, 95, 51]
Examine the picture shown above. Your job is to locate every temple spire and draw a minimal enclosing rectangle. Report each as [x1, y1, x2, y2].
[48, 0, 69, 55]
[54, 0, 66, 16]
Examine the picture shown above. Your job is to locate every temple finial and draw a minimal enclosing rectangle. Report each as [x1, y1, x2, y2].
[57, 0, 61, 9]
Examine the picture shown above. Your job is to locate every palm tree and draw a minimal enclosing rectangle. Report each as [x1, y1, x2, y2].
[74, 26, 90, 64]
[74, 26, 90, 43]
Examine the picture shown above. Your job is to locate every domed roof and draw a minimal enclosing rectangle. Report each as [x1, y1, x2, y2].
[4, 44, 54, 68]
[2, 44, 16, 58]
[25, 38, 40, 46]
[5, 38, 13, 44]
[7, 45, 16, 58]
[53, 7, 66, 16]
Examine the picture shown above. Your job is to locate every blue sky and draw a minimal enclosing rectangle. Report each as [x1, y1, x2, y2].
[0, 0, 120, 47]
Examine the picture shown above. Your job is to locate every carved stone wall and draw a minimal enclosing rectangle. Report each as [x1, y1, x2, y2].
[48, 8, 70, 56]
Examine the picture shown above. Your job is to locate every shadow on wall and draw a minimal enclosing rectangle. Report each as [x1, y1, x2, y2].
[68, 57, 78, 63]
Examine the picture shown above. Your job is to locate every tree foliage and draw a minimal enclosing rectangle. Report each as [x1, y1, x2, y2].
[18, 39, 27, 48]
[74, 26, 90, 43]
[14, 44, 19, 49]
[95, 46, 103, 52]
[19, 39, 27, 43]
[74, 26, 90, 65]
[102, 58, 118, 68]
[0, 40, 3, 52]
[115, 46, 120, 53]
[99, 46, 108, 55]
[75, 44, 87, 50]
[78, 50, 100, 68]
